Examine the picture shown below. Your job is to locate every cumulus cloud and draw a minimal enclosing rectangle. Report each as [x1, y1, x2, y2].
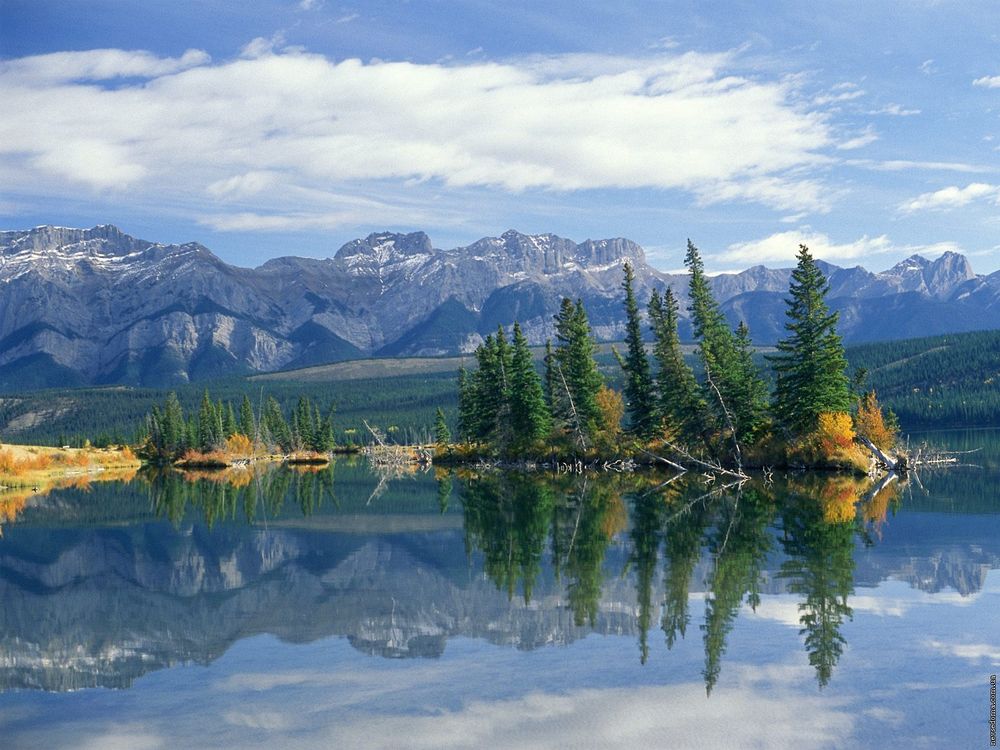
[716, 229, 961, 265]
[0, 45, 843, 229]
[718, 229, 893, 264]
[899, 182, 1000, 213]
[973, 75, 1000, 88]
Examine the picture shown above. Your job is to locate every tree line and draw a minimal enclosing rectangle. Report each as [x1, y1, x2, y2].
[141, 390, 335, 460]
[454, 240, 889, 467]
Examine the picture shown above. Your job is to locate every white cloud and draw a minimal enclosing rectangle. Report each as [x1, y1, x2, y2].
[717, 229, 962, 265]
[867, 103, 920, 116]
[206, 171, 280, 198]
[849, 159, 990, 173]
[0, 46, 841, 226]
[899, 182, 1000, 213]
[240, 33, 287, 59]
[919, 59, 936, 75]
[973, 75, 1000, 89]
[718, 230, 893, 264]
[836, 125, 878, 150]
[223, 710, 293, 730]
[926, 639, 1000, 664]
[813, 84, 865, 106]
[76, 729, 164, 750]
[318, 682, 852, 750]
[0, 48, 209, 83]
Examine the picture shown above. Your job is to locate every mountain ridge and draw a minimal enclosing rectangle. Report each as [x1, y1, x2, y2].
[1, 224, 997, 387]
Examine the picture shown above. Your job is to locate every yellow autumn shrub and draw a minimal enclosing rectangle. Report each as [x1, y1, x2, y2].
[854, 391, 897, 451]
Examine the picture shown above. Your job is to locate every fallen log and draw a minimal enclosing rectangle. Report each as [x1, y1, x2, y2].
[856, 435, 907, 473]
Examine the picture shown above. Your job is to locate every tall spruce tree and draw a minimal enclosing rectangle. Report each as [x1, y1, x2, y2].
[223, 402, 238, 439]
[509, 321, 551, 451]
[542, 339, 558, 416]
[619, 262, 657, 439]
[732, 321, 770, 441]
[434, 407, 451, 445]
[457, 366, 476, 442]
[648, 287, 704, 441]
[769, 244, 852, 434]
[239, 394, 256, 440]
[470, 328, 513, 447]
[161, 391, 185, 455]
[685, 240, 768, 445]
[198, 390, 219, 451]
[553, 298, 604, 444]
[263, 396, 292, 451]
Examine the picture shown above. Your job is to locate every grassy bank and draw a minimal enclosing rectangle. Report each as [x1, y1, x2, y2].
[0, 443, 141, 489]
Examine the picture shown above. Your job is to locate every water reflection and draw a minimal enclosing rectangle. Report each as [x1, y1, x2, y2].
[1, 447, 996, 695]
[147, 464, 337, 526]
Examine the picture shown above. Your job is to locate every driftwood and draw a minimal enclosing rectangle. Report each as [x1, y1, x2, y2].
[856, 435, 908, 473]
[660, 440, 748, 480]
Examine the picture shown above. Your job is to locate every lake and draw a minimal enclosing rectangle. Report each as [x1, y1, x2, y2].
[1, 429, 998, 749]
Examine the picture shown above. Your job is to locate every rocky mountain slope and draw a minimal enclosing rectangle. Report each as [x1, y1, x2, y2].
[1, 224, 997, 387]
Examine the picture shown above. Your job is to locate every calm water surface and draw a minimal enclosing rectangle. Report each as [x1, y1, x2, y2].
[0, 429, 998, 749]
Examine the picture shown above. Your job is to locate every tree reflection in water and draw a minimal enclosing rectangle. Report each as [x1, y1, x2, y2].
[143, 462, 901, 691]
[458, 469, 902, 691]
[146, 463, 336, 527]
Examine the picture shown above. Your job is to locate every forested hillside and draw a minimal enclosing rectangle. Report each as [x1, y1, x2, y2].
[847, 329, 1000, 427]
[0, 329, 996, 445]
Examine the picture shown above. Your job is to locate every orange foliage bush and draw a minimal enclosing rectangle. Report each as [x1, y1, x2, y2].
[854, 391, 897, 451]
[816, 412, 855, 456]
[0, 449, 53, 476]
[179, 450, 231, 467]
[224, 433, 254, 457]
[595, 385, 624, 437]
[56, 451, 91, 467]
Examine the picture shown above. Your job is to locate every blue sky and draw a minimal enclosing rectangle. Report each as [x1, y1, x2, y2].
[2, 0, 1000, 272]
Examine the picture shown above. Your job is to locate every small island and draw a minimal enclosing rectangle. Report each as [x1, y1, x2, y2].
[437, 241, 901, 478]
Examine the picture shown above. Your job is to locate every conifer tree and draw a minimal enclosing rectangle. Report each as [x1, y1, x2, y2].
[223, 402, 238, 439]
[685, 240, 768, 445]
[315, 404, 335, 452]
[161, 391, 185, 455]
[553, 298, 604, 443]
[239, 394, 256, 440]
[619, 262, 657, 438]
[198, 390, 219, 451]
[732, 321, 770, 441]
[434, 407, 451, 445]
[263, 396, 292, 451]
[542, 339, 558, 416]
[471, 328, 514, 447]
[457, 366, 476, 442]
[508, 321, 551, 450]
[293, 396, 315, 450]
[648, 288, 704, 441]
[769, 244, 852, 435]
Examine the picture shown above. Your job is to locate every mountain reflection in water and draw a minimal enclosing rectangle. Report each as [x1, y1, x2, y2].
[0, 444, 996, 695]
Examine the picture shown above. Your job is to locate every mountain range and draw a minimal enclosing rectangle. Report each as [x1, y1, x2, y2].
[2, 224, 998, 387]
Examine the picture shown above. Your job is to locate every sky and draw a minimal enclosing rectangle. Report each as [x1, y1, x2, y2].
[1, 0, 1000, 273]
